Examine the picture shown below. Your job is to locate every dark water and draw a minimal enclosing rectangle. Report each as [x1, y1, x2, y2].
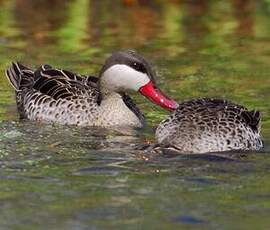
[0, 0, 270, 229]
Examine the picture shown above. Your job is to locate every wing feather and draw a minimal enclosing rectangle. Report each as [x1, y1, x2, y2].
[32, 65, 99, 101]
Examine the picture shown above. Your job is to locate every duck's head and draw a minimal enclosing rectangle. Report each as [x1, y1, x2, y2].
[99, 50, 178, 111]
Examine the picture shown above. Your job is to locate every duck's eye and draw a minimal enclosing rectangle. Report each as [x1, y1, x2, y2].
[132, 62, 146, 73]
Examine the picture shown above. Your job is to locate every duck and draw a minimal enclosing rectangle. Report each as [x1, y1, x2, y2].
[155, 98, 263, 154]
[6, 50, 263, 154]
[5, 50, 178, 127]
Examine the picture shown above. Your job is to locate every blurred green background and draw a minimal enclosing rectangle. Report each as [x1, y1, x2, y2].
[1, 0, 269, 127]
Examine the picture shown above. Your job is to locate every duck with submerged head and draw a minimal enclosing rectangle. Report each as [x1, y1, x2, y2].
[155, 98, 263, 154]
[5, 50, 178, 127]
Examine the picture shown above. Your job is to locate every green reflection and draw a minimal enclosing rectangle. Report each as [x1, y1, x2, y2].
[54, 0, 92, 53]
[0, 0, 18, 38]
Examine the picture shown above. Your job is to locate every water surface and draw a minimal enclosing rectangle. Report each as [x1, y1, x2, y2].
[0, 1, 270, 229]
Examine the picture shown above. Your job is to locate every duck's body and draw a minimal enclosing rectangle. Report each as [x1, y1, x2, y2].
[5, 51, 177, 128]
[156, 98, 263, 153]
[6, 63, 144, 127]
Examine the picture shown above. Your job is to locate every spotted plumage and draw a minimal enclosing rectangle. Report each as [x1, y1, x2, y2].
[156, 98, 263, 153]
[6, 51, 262, 154]
[6, 61, 147, 127]
[5, 51, 178, 127]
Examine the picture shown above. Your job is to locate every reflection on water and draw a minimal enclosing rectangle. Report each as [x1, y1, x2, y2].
[0, 0, 270, 229]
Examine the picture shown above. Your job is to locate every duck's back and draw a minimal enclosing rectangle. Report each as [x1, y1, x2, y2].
[156, 98, 263, 153]
[6, 63, 100, 126]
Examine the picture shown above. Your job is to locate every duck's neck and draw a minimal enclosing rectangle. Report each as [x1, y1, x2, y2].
[96, 90, 143, 128]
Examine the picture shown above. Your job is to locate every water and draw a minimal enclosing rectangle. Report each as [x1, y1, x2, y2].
[0, 0, 270, 229]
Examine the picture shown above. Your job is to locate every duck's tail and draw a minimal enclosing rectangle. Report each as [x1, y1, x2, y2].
[5, 62, 34, 91]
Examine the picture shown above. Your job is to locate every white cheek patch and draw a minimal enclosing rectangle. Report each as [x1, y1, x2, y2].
[102, 64, 150, 91]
